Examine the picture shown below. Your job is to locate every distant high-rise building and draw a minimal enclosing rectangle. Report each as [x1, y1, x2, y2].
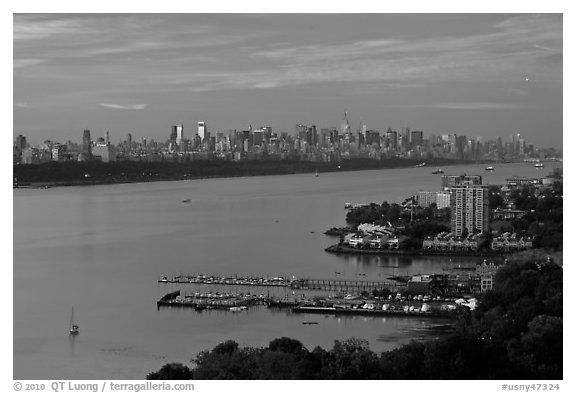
[307, 125, 318, 146]
[385, 128, 397, 150]
[105, 130, 110, 145]
[170, 125, 178, 146]
[410, 131, 423, 147]
[15, 134, 27, 151]
[253, 129, 264, 146]
[126, 133, 132, 151]
[450, 185, 490, 236]
[198, 122, 206, 142]
[175, 124, 184, 145]
[341, 111, 351, 134]
[365, 130, 380, 146]
[82, 129, 92, 159]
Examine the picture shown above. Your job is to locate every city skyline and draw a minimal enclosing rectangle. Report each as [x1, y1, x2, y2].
[14, 14, 563, 149]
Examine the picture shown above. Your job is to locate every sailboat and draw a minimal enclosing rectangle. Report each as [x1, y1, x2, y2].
[69, 307, 79, 335]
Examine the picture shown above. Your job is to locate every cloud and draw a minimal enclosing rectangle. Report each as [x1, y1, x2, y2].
[14, 58, 45, 68]
[13, 16, 82, 40]
[422, 102, 524, 110]
[14, 102, 30, 108]
[99, 103, 147, 110]
[13, 14, 562, 95]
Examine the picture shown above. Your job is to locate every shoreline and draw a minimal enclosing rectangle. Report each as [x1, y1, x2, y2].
[325, 243, 507, 258]
[13, 157, 494, 189]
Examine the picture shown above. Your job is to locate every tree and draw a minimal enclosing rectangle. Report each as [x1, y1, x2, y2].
[146, 363, 192, 380]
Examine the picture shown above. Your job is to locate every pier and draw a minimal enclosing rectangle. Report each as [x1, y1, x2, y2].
[159, 274, 406, 293]
[291, 278, 404, 292]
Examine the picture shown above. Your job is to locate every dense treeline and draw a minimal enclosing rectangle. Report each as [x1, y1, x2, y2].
[147, 255, 562, 379]
[498, 182, 563, 251]
[13, 158, 464, 186]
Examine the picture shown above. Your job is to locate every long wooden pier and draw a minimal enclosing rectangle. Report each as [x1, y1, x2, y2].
[291, 278, 404, 292]
[159, 274, 406, 293]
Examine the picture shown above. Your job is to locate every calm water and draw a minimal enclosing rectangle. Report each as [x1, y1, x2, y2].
[13, 162, 560, 379]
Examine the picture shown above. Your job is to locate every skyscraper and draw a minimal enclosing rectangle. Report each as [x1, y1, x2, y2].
[410, 131, 423, 147]
[450, 185, 490, 236]
[198, 122, 206, 142]
[385, 128, 397, 150]
[15, 134, 27, 151]
[175, 124, 184, 145]
[82, 129, 92, 159]
[170, 126, 178, 146]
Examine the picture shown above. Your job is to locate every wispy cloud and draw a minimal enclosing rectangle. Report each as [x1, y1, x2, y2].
[13, 14, 562, 96]
[14, 102, 30, 108]
[13, 16, 82, 40]
[99, 103, 148, 110]
[422, 102, 524, 110]
[14, 58, 45, 68]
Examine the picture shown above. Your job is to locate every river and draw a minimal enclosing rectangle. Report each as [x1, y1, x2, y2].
[13, 161, 560, 379]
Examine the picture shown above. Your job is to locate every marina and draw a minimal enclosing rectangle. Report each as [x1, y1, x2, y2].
[14, 162, 560, 379]
[157, 289, 468, 319]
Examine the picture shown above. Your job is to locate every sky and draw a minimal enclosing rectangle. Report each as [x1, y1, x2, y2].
[13, 13, 563, 149]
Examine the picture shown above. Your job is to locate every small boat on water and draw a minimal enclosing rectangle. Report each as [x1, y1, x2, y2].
[69, 307, 79, 335]
[485, 166, 495, 171]
[182, 198, 191, 203]
[314, 170, 319, 177]
[535, 162, 544, 168]
[432, 169, 444, 174]
[302, 321, 319, 325]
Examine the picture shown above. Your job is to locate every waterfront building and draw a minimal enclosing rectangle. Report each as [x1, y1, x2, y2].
[422, 232, 482, 251]
[506, 176, 538, 186]
[441, 174, 482, 190]
[417, 191, 437, 208]
[449, 185, 489, 236]
[491, 233, 533, 251]
[436, 192, 451, 209]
